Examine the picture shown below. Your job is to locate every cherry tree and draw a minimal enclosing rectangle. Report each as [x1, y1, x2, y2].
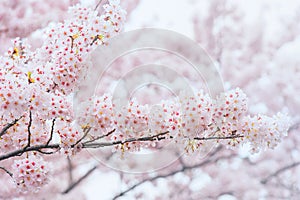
[0, 0, 296, 199]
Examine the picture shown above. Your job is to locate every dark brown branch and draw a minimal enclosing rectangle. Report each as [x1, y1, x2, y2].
[112, 146, 229, 200]
[193, 134, 244, 141]
[261, 161, 300, 184]
[62, 166, 97, 194]
[24, 111, 32, 149]
[36, 149, 59, 155]
[0, 166, 13, 178]
[69, 36, 75, 50]
[0, 144, 60, 161]
[0, 130, 242, 162]
[72, 127, 91, 147]
[0, 116, 22, 138]
[83, 131, 170, 148]
[90, 35, 105, 46]
[0, 131, 165, 161]
[46, 119, 56, 145]
[84, 132, 243, 148]
[90, 36, 98, 46]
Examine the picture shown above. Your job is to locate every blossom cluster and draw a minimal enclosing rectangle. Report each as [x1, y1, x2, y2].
[0, 0, 73, 54]
[76, 88, 290, 153]
[0, 0, 126, 151]
[240, 113, 290, 153]
[12, 156, 49, 193]
[56, 119, 84, 155]
[34, 0, 126, 94]
[0, 0, 126, 193]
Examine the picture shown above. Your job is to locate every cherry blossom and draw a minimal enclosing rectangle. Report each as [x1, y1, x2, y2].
[0, 0, 295, 198]
[12, 156, 49, 193]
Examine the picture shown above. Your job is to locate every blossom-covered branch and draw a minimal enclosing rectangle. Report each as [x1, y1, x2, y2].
[0, 0, 293, 196]
[0, 130, 243, 162]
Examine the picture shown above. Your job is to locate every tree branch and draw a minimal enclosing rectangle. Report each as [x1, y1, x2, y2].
[261, 161, 300, 184]
[0, 129, 244, 162]
[84, 128, 116, 144]
[46, 118, 56, 145]
[0, 166, 13, 178]
[193, 134, 243, 141]
[72, 127, 91, 147]
[112, 146, 229, 199]
[83, 131, 170, 148]
[0, 144, 60, 161]
[24, 111, 32, 149]
[62, 165, 97, 194]
[288, 121, 300, 132]
[84, 132, 244, 148]
[67, 156, 73, 185]
[0, 116, 22, 138]
[94, 0, 105, 11]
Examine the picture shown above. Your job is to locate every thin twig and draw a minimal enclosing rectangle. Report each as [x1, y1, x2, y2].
[36, 149, 59, 155]
[69, 36, 74, 50]
[67, 156, 73, 185]
[90, 34, 105, 46]
[84, 129, 116, 144]
[261, 161, 300, 184]
[205, 191, 234, 199]
[24, 111, 32, 149]
[0, 116, 23, 138]
[94, 0, 104, 11]
[72, 127, 91, 147]
[112, 146, 228, 199]
[83, 131, 169, 148]
[0, 166, 13, 178]
[288, 121, 300, 132]
[62, 166, 97, 194]
[193, 134, 244, 141]
[46, 119, 56, 145]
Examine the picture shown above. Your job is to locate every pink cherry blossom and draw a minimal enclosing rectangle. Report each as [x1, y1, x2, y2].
[12, 156, 49, 193]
